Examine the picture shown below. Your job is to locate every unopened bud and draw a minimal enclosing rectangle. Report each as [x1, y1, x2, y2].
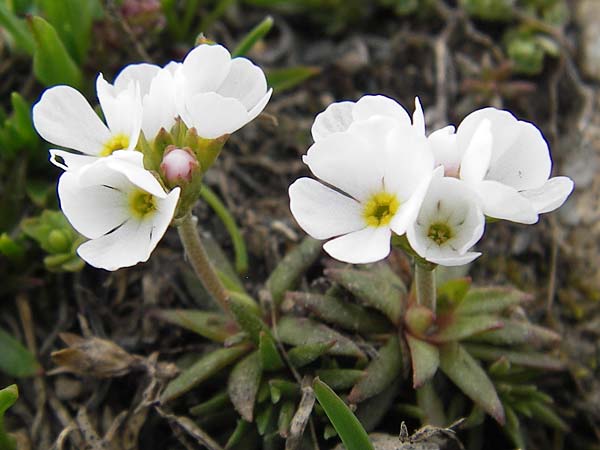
[160, 146, 199, 185]
[405, 304, 435, 337]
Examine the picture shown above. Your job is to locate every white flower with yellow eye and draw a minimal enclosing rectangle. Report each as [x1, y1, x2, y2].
[407, 175, 485, 266]
[33, 74, 142, 171]
[289, 116, 437, 264]
[57, 151, 180, 271]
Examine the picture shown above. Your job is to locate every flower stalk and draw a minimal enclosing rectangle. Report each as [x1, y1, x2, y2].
[415, 263, 436, 312]
[177, 212, 231, 317]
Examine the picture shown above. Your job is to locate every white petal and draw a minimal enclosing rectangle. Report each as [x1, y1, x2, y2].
[428, 125, 461, 175]
[151, 187, 181, 248]
[49, 149, 98, 171]
[412, 97, 425, 135]
[323, 226, 391, 264]
[141, 68, 177, 139]
[33, 86, 110, 155]
[475, 180, 538, 223]
[347, 116, 399, 160]
[353, 95, 411, 126]
[181, 92, 249, 139]
[217, 57, 268, 110]
[459, 119, 492, 183]
[303, 131, 385, 202]
[426, 251, 481, 266]
[520, 176, 574, 214]
[247, 88, 272, 123]
[311, 101, 355, 142]
[114, 63, 160, 95]
[289, 178, 365, 239]
[58, 171, 129, 239]
[103, 152, 168, 198]
[181, 44, 232, 94]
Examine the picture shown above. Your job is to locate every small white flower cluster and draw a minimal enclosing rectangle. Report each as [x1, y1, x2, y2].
[289, 96, 574, 266]
[33, 44, 271, 270]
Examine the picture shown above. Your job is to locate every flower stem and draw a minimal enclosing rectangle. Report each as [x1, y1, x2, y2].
[415, 263, 436, 312]
[177, 213, 231, 317]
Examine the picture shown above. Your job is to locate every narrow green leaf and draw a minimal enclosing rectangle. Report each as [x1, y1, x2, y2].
[355, 380, 400, 432]
[0, 384, 18, 450]
[325, 264, 406, 324]
[189, 391, 230, 416]
[256, 403, 275, 436]
[269, 379, 299, 404]
[439, 342, 505, 424]
[259, 331, 285, 371]
[28, 16, 82, 88]
[528, 401, 568, 431]
[0, 3, 35, 54]
[225, 419, 251, 449]
[233, 15, 274, 57]
[152, 309, 231, 342]
[277, 400, 295, 438]
[503, 404, 526, 450]
[287, 341, 335, 368]
[462, 343, 565, 371]
[468, 319, 561, 347]
[228, 351, 263, 421]
[9, 93, 37, 148]
[313, 378, 374, 450]
[0, 327, 40, 378]
[316, 369, 365, 391]
[416, 381, 446, 427]
[406, 334, 439, 388]
[348, 335, 403, 403]
[437, 278, 471, 312]
[266, 66, 320, 92]
[0, 233, 25, 261]
[161, 344, 248, 403]
[430, 314, 503, 343]
[266, 237, 322, 306]
[283, 292, 391, 334]
[228, 293, 270, 344]
[276, 316, 365, 359]
[454, 287, 529, 316]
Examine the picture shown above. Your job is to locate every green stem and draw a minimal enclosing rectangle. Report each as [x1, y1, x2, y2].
[415, 263, 436, 312]
[177, 213, 231, 317]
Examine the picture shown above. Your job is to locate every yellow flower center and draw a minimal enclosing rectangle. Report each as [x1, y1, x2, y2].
[363, 192, 400, 227]
[427, 222, 453, 245]
[128, 189, 157, 219]
[100, 133, 130, 156]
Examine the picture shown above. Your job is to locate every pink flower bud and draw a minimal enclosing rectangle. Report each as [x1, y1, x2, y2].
[160, 147, 199, 184]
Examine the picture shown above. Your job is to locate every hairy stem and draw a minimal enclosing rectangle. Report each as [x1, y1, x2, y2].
[177, 213, 231, 317]
[415, 263, 436, 312]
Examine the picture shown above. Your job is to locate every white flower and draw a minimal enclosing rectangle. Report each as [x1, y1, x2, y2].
[289, 116, 436, 264]
[112, 62, 179, 140]
[57, 151, 180, 270]
[174, 44, 272, 139]
[429, 108, 574, 223]
[407, 175, 485, 266]
[311, 95, 425, 142]
[33, 74, 143, 171]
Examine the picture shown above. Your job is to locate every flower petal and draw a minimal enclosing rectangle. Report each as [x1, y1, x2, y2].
[426, 251, 481, 266]
[475, 180, 538, 223]
[459, 119, 492, 184]
[247, 88, 272, 123]
[353, 95, 411, 126]
[289, 178, 364, 240]
[412, 97, 425, 135]
[141, 68, 177, 139]
[181, 92, 249, 139]
[33, 85, 110, 155]
[58, 171, 129, 239]
[49, 149, 98, 171]
[311, 101, 355, 142]
[114, 63, 160, 96]
[217, 57, 268, 110]
[303, 130, 385, 201]
[323, 226, 391, 264]
[102, 151, 168, 198]
[520, 176, 574, 214]
[181, 44, 232, 94]
[428, 125, 460, 175]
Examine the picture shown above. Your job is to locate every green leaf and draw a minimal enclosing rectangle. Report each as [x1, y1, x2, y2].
[0, 3, 35, 54]
[355, 380, 400, 432]
[28, 15, 82, 88]
[313, 378, 374, 450]
[276, 316, 365, 359]
[8, 93, 37, 150]
[454, 287, 528, 316]
[266, 66, 320, 92]
[266, 237, 322, 306]
[287, 341, 335, 368]
[152, 309, 231, 342]
[439, 342, 505, 424]
[161, 344, 249, 403]
[189, 391, 230, 416]
[256, 403, 275, 436]
[0, 327, 40, 378]
[269, 379, 300, 404]
[462, 343, 566, 371]
[325, 264, 407, 325]
[228, 351, 263, 421]
[528, 401, 569, 431]
[283, 292, 391, 334]
[406, 334, 439, 388]
[229, 294, 271, 345]
[277, 401, 295, 438]
[0, 233, 25, 261]
[225, 419, 251, 449]
[0, 385, 18, 450]
[468, 319, 561, 347]
[233, 15, 274, 57]
[503, 404, 526, 450]
[348, 335, 403, 403]
[416, 381, 446, 427]
[430, 314, 503, 343]
[316, 369, 365, 391]
[437, 277, 471, 312]
[259, 331, 284, 371]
